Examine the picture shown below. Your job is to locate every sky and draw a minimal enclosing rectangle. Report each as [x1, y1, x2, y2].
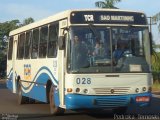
[0, 0, 160, 43]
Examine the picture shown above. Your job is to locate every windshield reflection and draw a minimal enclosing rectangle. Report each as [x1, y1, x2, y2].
[68, 26, 150, 73]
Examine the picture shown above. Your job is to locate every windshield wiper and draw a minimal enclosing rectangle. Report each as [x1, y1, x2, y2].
[88, 24, 99, 40]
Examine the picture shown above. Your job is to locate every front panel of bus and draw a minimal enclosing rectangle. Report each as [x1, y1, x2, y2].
[64, 11, 152, 110]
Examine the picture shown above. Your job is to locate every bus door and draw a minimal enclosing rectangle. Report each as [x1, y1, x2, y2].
[58, 19, 68, 107]
[12, 35, 18, 93]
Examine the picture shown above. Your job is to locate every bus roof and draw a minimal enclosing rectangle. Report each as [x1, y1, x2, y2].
[69, 8, 145, 14]
[9, 10, 71, 36]
[9, 9, 146, 36]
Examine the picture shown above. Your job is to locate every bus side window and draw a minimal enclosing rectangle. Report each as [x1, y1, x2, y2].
[8, 36, 13, 60]
[39, 26, 48, 58]
[48, 23, 59, 58]
[32, 29, 39, 59]
[24, 31, 32, 59]
[17, 33, 25, 59]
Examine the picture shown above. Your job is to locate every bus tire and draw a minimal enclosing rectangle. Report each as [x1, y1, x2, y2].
[17, 83, 29, 104]
[113, 107, 128, 114]
[49, 85, 65, 115]
[29, 98, 35, 104]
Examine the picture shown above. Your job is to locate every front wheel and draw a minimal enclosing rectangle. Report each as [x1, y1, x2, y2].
[113, 107, 128, 114]
[49, 85, 65, 115]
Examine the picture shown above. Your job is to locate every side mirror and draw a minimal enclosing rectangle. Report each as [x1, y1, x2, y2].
[58, 36, 65, 50]
[149, 32, 153, 55]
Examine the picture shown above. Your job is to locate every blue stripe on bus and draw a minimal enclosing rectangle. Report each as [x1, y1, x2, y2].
[21, 72, 58, 103]
[7, 68, 13, 78]
[21, 66, 58, 91]
[36, 66, 58, 84]
[7, 67, 59, 103]
[22, 73, 48, 102]
[6, 73, 13, 91]
[7, 69, 18, 91]
[21, 76, 60, 103]
[7, 67, 58, 91]
[7, 68, 17, 79]
[7, 66, 58, 90]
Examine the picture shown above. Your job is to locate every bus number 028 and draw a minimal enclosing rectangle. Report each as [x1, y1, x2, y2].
[76, 78, 91, 84]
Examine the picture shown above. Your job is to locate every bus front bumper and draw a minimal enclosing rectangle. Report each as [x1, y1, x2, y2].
[65, 92, 152, 110]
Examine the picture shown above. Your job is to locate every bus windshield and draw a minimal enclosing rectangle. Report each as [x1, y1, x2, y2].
[68, 26, 150, 73]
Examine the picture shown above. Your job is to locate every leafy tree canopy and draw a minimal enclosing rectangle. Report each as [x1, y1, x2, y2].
[22, 17, 34, 26]
[0, 17, 34, 77]
[95, 0, 121, 9]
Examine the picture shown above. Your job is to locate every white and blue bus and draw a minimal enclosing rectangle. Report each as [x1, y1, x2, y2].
[7, 9, 152, 114]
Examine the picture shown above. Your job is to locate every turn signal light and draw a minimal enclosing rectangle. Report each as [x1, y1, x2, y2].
[136, 96, 150, 102]
[67, 88, 73, 93]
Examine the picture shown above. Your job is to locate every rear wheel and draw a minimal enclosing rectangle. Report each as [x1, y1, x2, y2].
[28, 98, 35, 104]
[49, 85, 65, 115]
[17, 83, 29, 104]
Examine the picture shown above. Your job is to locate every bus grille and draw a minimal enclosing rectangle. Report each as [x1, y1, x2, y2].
[93, 87, 130, 95]
[95, 96, 130, 108]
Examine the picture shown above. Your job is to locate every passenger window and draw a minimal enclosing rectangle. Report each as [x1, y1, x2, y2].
[17, 33, 25, 59]
[48, 24, 59, 58]
[24, 31, 32, 59]
[8, 36, 13, 60]
[31, 29, 39, 59]
[39, 26, 48, 58]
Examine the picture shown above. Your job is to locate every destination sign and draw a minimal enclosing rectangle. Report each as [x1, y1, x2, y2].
[100, 15, 134, 22]
[70, 11, 147, 25]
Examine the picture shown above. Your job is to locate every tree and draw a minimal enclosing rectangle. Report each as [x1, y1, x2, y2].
[22, 17, 34, 26]
[0, 19, 20, 53]
[0, 20, 20, 37]
[95, 0, 121, 9]
[0, 20, 20, 78]
[150, 14, 160, 73]
[0, 17, 34, 78]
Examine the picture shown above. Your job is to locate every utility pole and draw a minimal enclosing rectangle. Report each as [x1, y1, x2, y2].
[148, 17, 152, 32]
[147, 17, 157, 33]
[147, 17, 157, 55]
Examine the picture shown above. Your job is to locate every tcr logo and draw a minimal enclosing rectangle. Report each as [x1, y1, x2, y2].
[84, 15, 94, 22]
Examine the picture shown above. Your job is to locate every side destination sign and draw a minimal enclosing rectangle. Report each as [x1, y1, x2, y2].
[70, 11, 147, 25]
